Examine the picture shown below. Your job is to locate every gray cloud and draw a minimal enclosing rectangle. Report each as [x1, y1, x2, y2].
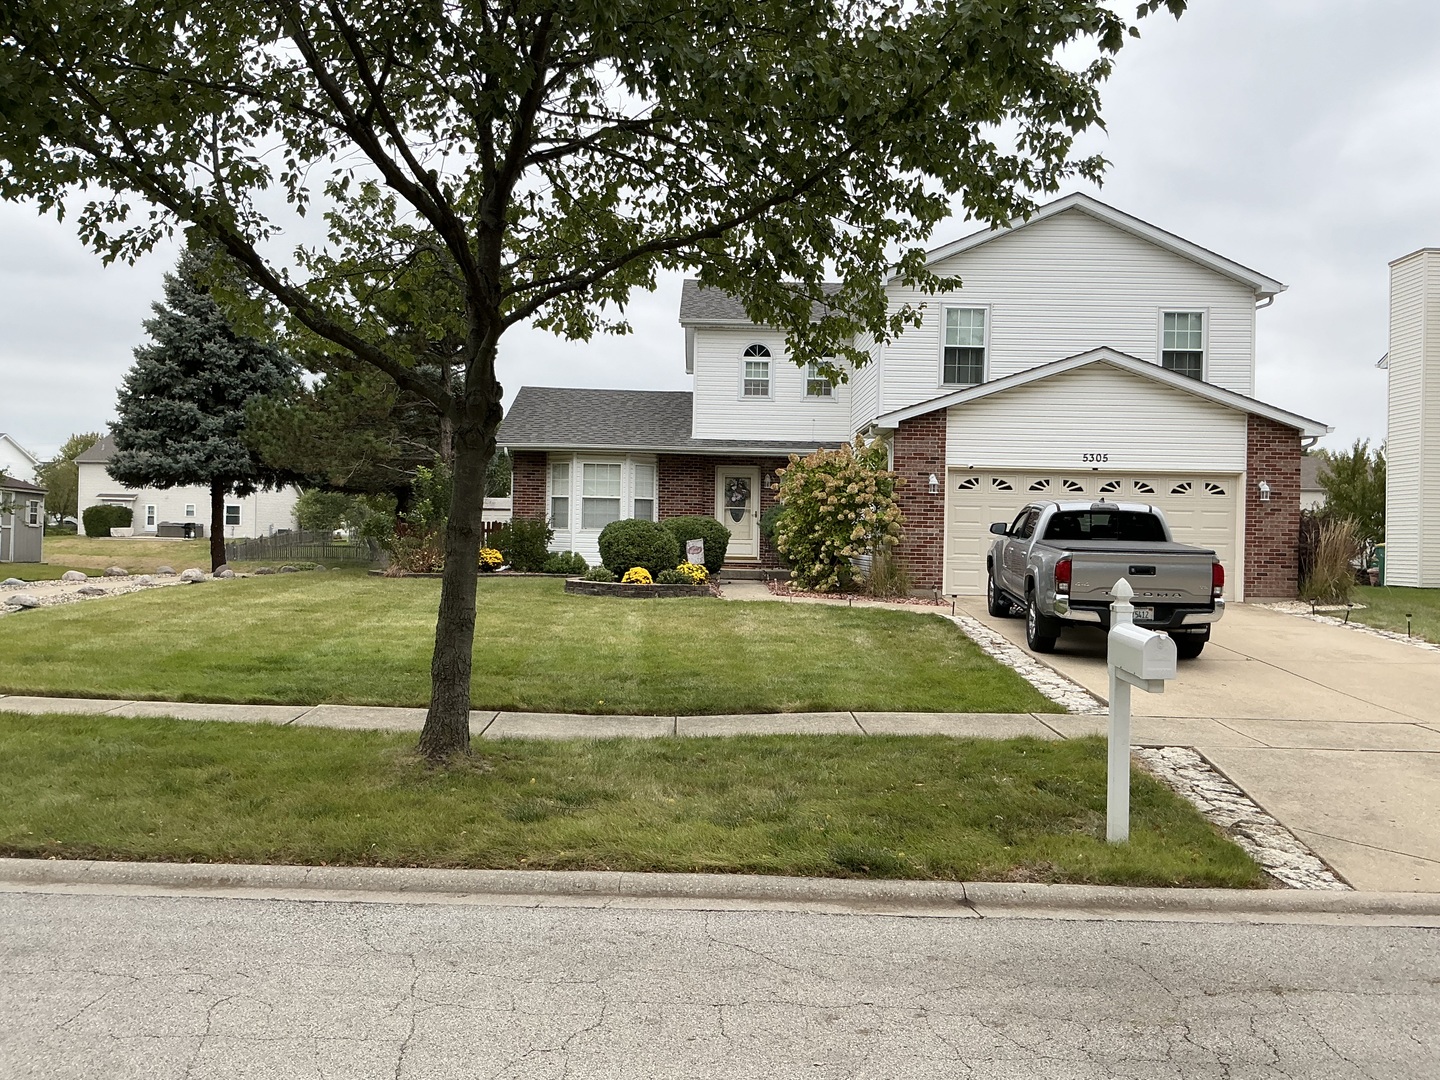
[3, 0, 1434, 460]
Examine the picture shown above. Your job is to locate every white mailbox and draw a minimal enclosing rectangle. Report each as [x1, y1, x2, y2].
[1108, 622, 1177, 686]
[1104, 578, 1179, 844]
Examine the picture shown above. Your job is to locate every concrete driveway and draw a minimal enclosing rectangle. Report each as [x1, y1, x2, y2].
[959, 600, 1440, 893]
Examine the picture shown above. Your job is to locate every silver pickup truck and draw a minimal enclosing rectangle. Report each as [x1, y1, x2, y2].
[986, 500, 1224, 659]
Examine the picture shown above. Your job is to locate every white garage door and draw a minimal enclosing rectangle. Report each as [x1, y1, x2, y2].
[945, 470, 1240, 598]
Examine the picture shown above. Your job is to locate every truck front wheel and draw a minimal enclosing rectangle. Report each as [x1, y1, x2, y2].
[1025, 590, 1059, 653]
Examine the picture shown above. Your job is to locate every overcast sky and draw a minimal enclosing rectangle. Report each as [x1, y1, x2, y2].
[3, 0, 1435, 462]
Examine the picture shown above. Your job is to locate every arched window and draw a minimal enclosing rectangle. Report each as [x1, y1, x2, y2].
[741, 344, 771, 397]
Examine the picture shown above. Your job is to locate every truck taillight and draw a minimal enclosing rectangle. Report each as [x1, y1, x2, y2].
[1055, 556, 1072, 595]
[1212, 561, 1225, 599]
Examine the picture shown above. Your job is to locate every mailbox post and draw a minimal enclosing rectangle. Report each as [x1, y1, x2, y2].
[1106, 578, 1177, 843]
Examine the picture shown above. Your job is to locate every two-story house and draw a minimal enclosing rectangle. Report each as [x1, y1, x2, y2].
[500, 193, 1330, 600]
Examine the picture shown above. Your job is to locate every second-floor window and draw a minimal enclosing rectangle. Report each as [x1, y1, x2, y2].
[805, 361, 835, 398]
[942, 307, 986, 386]
[1162, 311, 1205, 380]
[741, 343, 771, 398]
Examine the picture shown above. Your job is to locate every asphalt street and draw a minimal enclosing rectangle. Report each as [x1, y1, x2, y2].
[3, 890, 1437, 1079]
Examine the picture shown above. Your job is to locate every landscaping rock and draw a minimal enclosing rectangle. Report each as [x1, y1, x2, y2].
[155, 566, 177, 576]
[253, 567, 276, 575]
[77, 586, 108, 597]
[214, 568, 236, 579]
[5, 594, 41, 609]
[179, 568, 206, 583]
[278, 564, 299, 573]
[103, 566, 129, 577]
[213, 563, 232, 575]
[135, 575, 156, 585]
[2, 577, 26, 588]
[313, 565, 326, 571]
[60, 570, 88, 582]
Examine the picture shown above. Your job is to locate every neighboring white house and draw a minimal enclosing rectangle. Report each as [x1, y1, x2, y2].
[1384, 247, 1440, 588]
[74, 434, 301, 538]
[500, 193, 1330, 599]
[0, 433, 41, 483]
[1300, 456, 1328, 512]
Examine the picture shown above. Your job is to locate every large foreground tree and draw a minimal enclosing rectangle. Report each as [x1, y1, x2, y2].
[0, 0, 1184, 758]
[109, 246, 297, 570]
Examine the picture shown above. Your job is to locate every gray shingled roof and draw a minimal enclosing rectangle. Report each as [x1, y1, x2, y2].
[498, 387, 830, 454]
[74, 434, 116, 464]
[1300, 456, 1327, 490]
[0, 476, 46, 494]
[678, 280, 841, 325]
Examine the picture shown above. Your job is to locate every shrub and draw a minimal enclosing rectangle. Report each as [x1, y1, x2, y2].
[82, 504, 133, 537]
[655, 569, 690, 584]
[478, 547, 504, 571]
[582, 566, 616, 583]
[621, 566, 653, 585]
[598, 518, 679, 578]
[865, 546, 911, 598]
[543, 550, 588, 575]
[773, 436, 903, 592]
[490, 517, 553, 572]
[1300, 517, 1360, 604]
[758, 502, 790, 568]
[660, 516, 729, 574]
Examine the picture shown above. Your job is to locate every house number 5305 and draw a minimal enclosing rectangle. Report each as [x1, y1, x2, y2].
[1082, 453, 1110, 463]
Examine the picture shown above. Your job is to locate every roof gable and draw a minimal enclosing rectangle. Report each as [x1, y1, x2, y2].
[74, 434, 117, 464]
[867, 347, 1329, 438]
[0, 433, 40, 467]
[897, 193, 1286, 299]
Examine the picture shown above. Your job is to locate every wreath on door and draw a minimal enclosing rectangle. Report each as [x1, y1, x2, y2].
[725, 477, 751, 523]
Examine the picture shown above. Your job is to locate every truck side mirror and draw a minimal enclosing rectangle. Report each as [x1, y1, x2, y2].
[989, 522, 1009, 536]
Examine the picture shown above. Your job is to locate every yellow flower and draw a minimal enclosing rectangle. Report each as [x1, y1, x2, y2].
[621, 567, 653, 585]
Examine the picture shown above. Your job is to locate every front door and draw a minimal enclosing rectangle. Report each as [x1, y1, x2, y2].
[715, 466, 760, 561]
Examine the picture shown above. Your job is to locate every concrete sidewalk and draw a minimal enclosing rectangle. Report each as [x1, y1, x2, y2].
[0, 693, 1071, 740]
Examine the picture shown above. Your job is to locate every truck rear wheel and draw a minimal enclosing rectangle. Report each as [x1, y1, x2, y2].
[1025, 590, 1059, 653]
[1171, 630, 1209, 660]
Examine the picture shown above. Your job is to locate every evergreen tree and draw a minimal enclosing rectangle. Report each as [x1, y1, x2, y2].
[109, 246, 297, 570]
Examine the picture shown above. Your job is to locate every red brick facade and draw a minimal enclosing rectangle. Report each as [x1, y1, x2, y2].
[511, 451, 547, 520]
[891, 413, 947, 590]
[1244, 414, 1302, 599]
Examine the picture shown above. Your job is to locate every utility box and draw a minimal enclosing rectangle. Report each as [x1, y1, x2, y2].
[1108, 623, 1177, 684]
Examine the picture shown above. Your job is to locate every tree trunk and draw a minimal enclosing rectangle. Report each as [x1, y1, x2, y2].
[417, 419, 494, 759]
[209, 482, 225, 571]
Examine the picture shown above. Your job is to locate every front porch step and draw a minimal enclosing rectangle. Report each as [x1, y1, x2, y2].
[717, 565, 785, 581]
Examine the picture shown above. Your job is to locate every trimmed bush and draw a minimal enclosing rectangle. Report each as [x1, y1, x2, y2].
[82, 504, 133, 537]
[582, 566, 616, 583]
[758, 502, 790, 568]
[543, 550, 588, 575]
[490, 517, 553, 572]
[655, 569, 690, 584]
[598, 519, 680, 578]
[660, 516, 729, 574]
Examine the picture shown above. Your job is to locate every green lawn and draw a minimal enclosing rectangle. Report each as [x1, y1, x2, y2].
[0, 575, 1056, 715]
[2, 563, 94, 581]
[0, 712, 1263, 887]
[33, 535, 375, 575]
[1351, 585, 1440, 644]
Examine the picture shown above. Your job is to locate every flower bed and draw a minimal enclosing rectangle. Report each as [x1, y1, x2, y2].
[564, 578, 711, 599]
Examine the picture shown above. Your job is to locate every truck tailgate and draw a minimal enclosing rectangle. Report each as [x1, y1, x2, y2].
[1063, 541, 1216, 605]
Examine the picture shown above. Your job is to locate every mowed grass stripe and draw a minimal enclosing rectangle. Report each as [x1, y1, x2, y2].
[0, 712, 1262, 887]
[0, 575, 1055, 715]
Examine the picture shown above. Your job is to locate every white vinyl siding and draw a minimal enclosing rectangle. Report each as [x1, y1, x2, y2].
[73, 464, 301, 537]
[689, 327, 854, 441]
[944, 364, 1247, 473]
[879, 208, 1259, 418]
[549, 461, 570, 529]
[580, 463, 623, 530]
[1384, 249, 1440, 586]
[941, 307, 987, 386]
[1162, 311, 1205, 380]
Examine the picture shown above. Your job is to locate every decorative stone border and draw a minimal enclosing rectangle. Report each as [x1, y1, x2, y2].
[1134, 747, 1350, 890]
[1263, 600, 1440, 653]
[943, 613, 1107, 715]
[563, 579, 711, 599]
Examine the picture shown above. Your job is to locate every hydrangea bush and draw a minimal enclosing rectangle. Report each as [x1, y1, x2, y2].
[772, 436, 903, 592]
